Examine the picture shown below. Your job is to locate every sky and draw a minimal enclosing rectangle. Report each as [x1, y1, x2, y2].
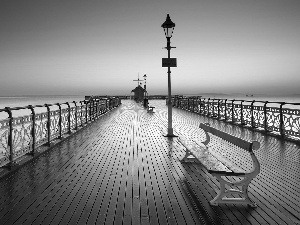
[0, 0, 300, 96]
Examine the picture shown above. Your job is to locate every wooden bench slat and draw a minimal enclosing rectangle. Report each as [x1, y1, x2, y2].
[205, 146, 246, 174]
[179, 137, 232, 172]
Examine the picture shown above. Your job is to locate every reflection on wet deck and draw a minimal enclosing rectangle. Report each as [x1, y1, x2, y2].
[0, 100, 299, 225]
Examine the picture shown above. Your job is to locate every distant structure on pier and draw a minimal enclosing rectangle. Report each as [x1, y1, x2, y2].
[131, 84, 146, 102]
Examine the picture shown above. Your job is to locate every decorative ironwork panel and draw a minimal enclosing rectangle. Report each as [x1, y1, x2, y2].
[70, 107, 76, 129]
[266, 107, 280, 133]
[0, 118, 10, 167]
[194, 100, 201, 113]
[225, 103, 233, 121]
[11, 115, 33, 159]
[100, 103, 106, 115]
[76, 106, 82, 127]
[201, 100, 208, 115]
[233, 103, 242, 122]
[211, 101, 219, 117]
[50, 110, 60, 139]
[252, 106, 264, 129]
[199, 99, 206, 114]
[81, 105, 87, 124]
[218, 102, 226, 119]
[35, 112, 48, 148]
[206, 100, 213, 116]
[188, 99, 195, 112]
[181, 99, 188, 110]
[61, 108, 69, 133]
[282, 108, 300, 138]
[86, 103, 91, 122]
[242, 105, 252, 126]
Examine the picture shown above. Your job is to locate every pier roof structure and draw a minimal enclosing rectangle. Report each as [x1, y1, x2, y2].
[0, 100, 299, 224]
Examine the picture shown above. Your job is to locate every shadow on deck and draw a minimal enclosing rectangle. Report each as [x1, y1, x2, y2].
[0, 100, 299, 225]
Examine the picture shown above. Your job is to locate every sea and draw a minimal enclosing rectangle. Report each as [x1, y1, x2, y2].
[1, 94, 300, 120]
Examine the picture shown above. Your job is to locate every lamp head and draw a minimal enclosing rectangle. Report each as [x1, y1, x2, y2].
[161, 14, 175, 38]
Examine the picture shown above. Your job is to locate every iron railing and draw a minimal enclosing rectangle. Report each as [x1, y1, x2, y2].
[0, 97, 121, 168]
[170, 96, 300, 141]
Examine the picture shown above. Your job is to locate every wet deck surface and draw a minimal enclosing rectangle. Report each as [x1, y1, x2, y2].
[0, 100, 300, 225]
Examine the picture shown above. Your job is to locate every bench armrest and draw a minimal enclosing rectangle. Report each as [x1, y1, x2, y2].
[208, 170, 246, 176]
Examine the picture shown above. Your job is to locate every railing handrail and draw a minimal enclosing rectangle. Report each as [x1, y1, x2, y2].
[171, 96, 300, 142]
[0, 96, 121, 168]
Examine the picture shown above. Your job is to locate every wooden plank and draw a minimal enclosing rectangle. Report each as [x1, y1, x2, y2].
[142, 152, 160, 225]
[138, 148, 150, 225]
[113, 148, 131, 225]
[104, 153, 127, 224]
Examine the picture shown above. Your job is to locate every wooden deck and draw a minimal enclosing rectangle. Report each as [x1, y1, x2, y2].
[0, 100, 299, 225]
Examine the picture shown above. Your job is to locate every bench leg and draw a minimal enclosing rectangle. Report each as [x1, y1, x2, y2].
[181, 149, 198, 163]
[210, 174, 257, 207]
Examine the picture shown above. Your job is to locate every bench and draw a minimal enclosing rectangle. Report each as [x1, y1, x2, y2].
[147, 106, 155, 113]
[179, 123, 260, 207]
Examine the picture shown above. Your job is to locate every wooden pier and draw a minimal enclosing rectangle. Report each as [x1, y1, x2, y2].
[0, 100, 299, 225]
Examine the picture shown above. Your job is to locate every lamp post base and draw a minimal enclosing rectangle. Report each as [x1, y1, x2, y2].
[163, 128, 178, 138]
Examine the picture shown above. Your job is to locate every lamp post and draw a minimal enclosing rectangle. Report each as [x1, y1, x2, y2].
[143, 74, 148, 107]
[162, 14, 177, 137]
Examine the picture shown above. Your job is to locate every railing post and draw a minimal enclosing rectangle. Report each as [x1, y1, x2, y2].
[199, 98, 203, 114]
[28, 105, 36, 154]
[241, 100, 244, 125]
[211, 99, 214, 117]
[99, 100, 103, 115]
[85, 101, 88, 124]
[224, 99, 227, 121]
[251, 100, 255, 128]
[93, 100, 97, 118]
[215, 99, 218, 118]
[80, 101, 83, 126]
[192, 98, 194, 112]
[73, 101, 78, 130]
[45, 104, 51, 146]
[108, 98, 111, 110]
[96, 100, 100, 117]
[89, 100, 92, 122]
[181, 98, 183, 109]
[66, 102, 71, 133]
[231, 100, 235, 122]
[207, 98, 210, 116]
[5, 107, 14, 168]
[213, 99, 216, 117]
[99, 99, 102, 114]
[279, 102, 286, 137]
[56, 103, 62, 139]
[217, 99, 221, 119]
[263, 101, 268, 132]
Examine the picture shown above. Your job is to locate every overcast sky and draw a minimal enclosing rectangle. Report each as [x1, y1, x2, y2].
[0, 0, 299, 96]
